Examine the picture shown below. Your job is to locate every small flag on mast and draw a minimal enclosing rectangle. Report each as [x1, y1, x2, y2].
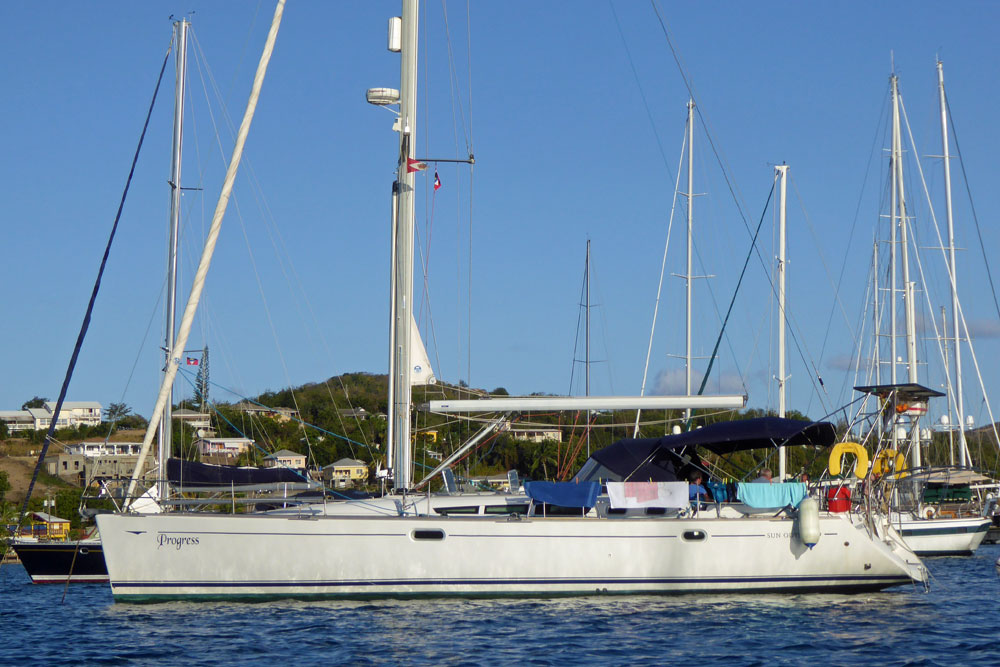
[186, 357, 200, 366]
[433, 170, 441, 191]
[406, 157, 428, 173]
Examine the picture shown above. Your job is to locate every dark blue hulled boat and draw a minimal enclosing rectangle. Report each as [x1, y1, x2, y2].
[11, 534, 108, 584]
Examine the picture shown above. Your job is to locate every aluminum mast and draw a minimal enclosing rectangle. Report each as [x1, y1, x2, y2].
[891, 74, 921, 467]
[585, 239, 591, 457]
[159, 18, 188, 502]
[775, 164, 788, 480]
[683, 99, 695, 423]
[937, 60, 969, 467]
[873, 242, 880, 385]
[389, 0, 419, 491]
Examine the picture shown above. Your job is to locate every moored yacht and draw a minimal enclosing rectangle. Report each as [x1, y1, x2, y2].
[96, 0, 927, 602]
[97, 416, 927, 601]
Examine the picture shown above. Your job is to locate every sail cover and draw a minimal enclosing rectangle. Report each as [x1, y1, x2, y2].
[577, 417, 836, 483]
[410, 314, 436, 386]
[167, 458, 303, 488]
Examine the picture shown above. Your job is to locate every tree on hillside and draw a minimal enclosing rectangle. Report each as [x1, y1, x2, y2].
[0, 471, 10, 504]
[0, 421, 8, 441]
[120, 413, 149, 430]
[105, 402, 133, 422]
[193, 346, 210, 409]
[21, 396, 47, 410]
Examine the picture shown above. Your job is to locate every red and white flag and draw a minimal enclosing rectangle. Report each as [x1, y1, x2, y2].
[406, 157, 427, 173]
[433, 170, 441, 191]
[186, 357, 200, 366]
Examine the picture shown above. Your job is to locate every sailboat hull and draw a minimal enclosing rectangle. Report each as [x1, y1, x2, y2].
[893, 514, 991, 556]
[97, 512, 924, 601]
[10, 538, 108, 584]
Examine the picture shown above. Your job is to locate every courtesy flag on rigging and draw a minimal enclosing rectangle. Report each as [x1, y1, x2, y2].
[433, 171, 441, 191]
[186, 357, 200, 366]
[406, 157, 427, 173]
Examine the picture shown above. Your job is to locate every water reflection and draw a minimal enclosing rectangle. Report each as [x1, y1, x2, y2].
[3, 544, 999, 665]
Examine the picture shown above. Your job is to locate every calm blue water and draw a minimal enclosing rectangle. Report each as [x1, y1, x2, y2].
[3, 545, 999, 665]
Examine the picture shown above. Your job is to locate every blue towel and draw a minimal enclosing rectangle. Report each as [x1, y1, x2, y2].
[736, 482, 807, 508]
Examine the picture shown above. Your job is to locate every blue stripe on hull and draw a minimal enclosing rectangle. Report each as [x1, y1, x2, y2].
[900, 523, 990, 537]
[111, 573, 914, 603]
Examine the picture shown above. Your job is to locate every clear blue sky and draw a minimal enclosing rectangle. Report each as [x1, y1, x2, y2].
[3, 1, 1000, 430]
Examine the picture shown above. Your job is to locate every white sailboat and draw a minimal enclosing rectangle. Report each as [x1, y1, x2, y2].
[96, 0, 926, 601]
[851, 67, 991, 556]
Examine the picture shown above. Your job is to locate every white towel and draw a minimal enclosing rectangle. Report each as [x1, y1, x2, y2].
[606, 481, 689, 509]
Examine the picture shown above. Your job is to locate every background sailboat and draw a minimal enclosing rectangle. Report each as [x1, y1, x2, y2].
[845, 65, 995, 556]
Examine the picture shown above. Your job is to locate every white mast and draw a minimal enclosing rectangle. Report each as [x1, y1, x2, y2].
[389, 0, 419, 491]
[158, 18, 188, 502]
[937, 60, 969, 467]
[891, 74, 921, 467]
[873, 242, 880, 385]
[585, 239, 591, 457]
[775, 164, 788, 480]
[386, 181, 399, 475]
[941, 306, 955, 466]
[683, 99, 695, 423]
[126, 0, 285, 504]
[889, 75, 900, 390]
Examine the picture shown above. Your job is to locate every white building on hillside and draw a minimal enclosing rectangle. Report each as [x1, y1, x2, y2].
[263, 449, 307, 470]
[173, 408, 213, 431]
[66, 442, 143, 457]
[195, 437, 254, 460]
[0, 401, 103, 431]
[505, 426, 563, 443]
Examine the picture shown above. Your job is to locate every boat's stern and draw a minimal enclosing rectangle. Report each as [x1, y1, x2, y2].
[875, 519, 929, 586]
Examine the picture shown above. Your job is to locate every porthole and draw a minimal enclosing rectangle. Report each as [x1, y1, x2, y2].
[682, 530, 706, 542]
[412, 529, 445, 541]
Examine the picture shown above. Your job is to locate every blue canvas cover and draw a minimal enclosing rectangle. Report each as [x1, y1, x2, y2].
[583, 439, 683, 483]
[524, 481, 601, 508]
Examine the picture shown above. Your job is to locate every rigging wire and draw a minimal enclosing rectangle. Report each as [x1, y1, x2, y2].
[692, 183, 775, 408]
[439, 0, 472, 154]
[633, 127, 686, 436]
[820, 87, 892, 405]
[567, 249, 615, 398]
[842, 169, 893, 408]
[567, 247, 589, 395]
[10, 43, 172, 549]
[189, 30, 376, 462]
[608, 0, 674, 181]
[648, 1, 754, 248]
[648, 1, 824, 413]
[594, 262, 617, 395]
[946, 95, 1000, 324]
[899, 95, 1000, 460]
[180, 369, 372, 464]
[188, 31, 319, 463]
